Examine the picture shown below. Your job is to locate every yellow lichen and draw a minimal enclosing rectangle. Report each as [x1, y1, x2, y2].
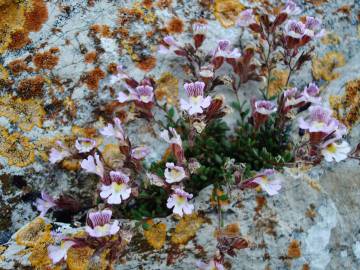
[267, 69, 289, 98]
[66, 246, 94, 270]
[0, 95, 45, 131]
[0, 127, 35, 167]
[312, 52, 346, 81]
[171, 213, 205, 245]
[330, 79, 360, 128]
[102, 144, 125, 168]
[15, 217, 51, 247]
[214, 0, 244, 28]
[143, 219, 167, 250]
[287, 239, 301, 259]
[155, 72, 179, 106]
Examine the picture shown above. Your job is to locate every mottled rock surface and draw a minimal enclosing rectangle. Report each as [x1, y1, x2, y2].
[0, 0, 359, 269]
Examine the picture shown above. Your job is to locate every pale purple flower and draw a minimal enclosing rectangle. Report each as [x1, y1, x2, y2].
[302, 83, 321, 104]
[282, 0, 301, 16]
[193, 22, 208, 36]
[164, 162, 186, 184]
[213, 40, 241, 59]
[109, 65, 130, 84]
[298, 106, 338, 134]
[196, 260, 225, 270]
[283, 87, 304, 108]
[35, 191, 57, 217]
[180, 81, 212, 115]
[236, 9, 256, 27]
[158, 35, 182, 54]
[167, 188, 194, 217]
[100, 117, 125, 141]
[304, 16, 325, 38]
[75, 138, 96, 153]
[321, 140, 351, 162]
[146, 172, 165, 187]
[131, 146, 150, 160]
[85, 209, 120, 238]
[48, 240, 75, 264]
[80, 153, 104, 178]
[49, 141, 71, 164]
[285, 20, 306, 39]
[254, 100, 277, 115]
[251, 169, 282, 196]
[160, 127, 182, 147]
[199, 65, 214, 79]
[100, 171, 131, 204]
[118, 84, 154, 104]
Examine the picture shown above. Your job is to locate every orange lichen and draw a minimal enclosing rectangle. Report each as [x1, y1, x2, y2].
[156, 0, 172, 9]
[7, 29, 31, 50]
[84, 51, 98, 64]
[210, 188, 230, 207]
[7, 59, 31, 74]
[84, 67, 106, 91]
[18, 75, 45, 99]
[33, 49, 60, 70]
[102, 144, 125, 168]
[136, 56, 157, 72]
[287, 240, 301, 259]
[171, 213, 205, 245]
[214, 0, 244, 28]
[255, 195, 267, 213]
[0, 95, 45, 131]
[156, 72, 179, 106]
[215, 223, 240, 238]
[24, 0, 48, 32]
[90, 24, 112, 38]
[143, 219, 167, 250]
[143, 0, 153, 9]
[167, 17, 184, 34]
[107, 63, 118, 74]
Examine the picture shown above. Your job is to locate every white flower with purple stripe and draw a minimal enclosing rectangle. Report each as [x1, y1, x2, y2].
[48, 240, 75, 264]
[85, 209, 120, 238]
[118, 85, 154, 104]
[164, 162, 186, 184]
[100, 171, 132, 204]
[100, 117, 125, 141]
[180, 81, 212, 115]
[80, 153, 104, 178]
[167, 188, 194, 217]
[75, 138, 96, 153]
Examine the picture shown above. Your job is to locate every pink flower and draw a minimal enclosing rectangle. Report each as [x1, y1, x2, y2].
[254, 100, 277, 115]
[196, 259, 225, 270]
[164, 162, 186, 184]
[48, 240, 75, 264]
[236, 9, 256, 27]
[75, 138, 96, 153]
[100, 117, 125, 141]
[158, 35, 182, 54]
[131, 146, 150, 160]
[285, 20, 306, 39]
[167, 188, 194, 217]
[299, 105, 339, 137]
[80, 154, 104, 178]
[281, 0, 301, 16]
[180, 81, 212, 115]
[118, 84, 154, 104]
[193, 22, 208, 36]
[85, 209, 120, 238]
[283, 87, 304, 110]
[251, 169, 282, 196]
[35, 191, 57, 217]
[213, 40, 241, 59]
[302, 83, 321, 104]
[49, 141, 71, 164]
[252, 100, 277, 129]
[109, 65, 130, 84]
[304, 16, 325, 39]
[100, 171, 131, 204]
